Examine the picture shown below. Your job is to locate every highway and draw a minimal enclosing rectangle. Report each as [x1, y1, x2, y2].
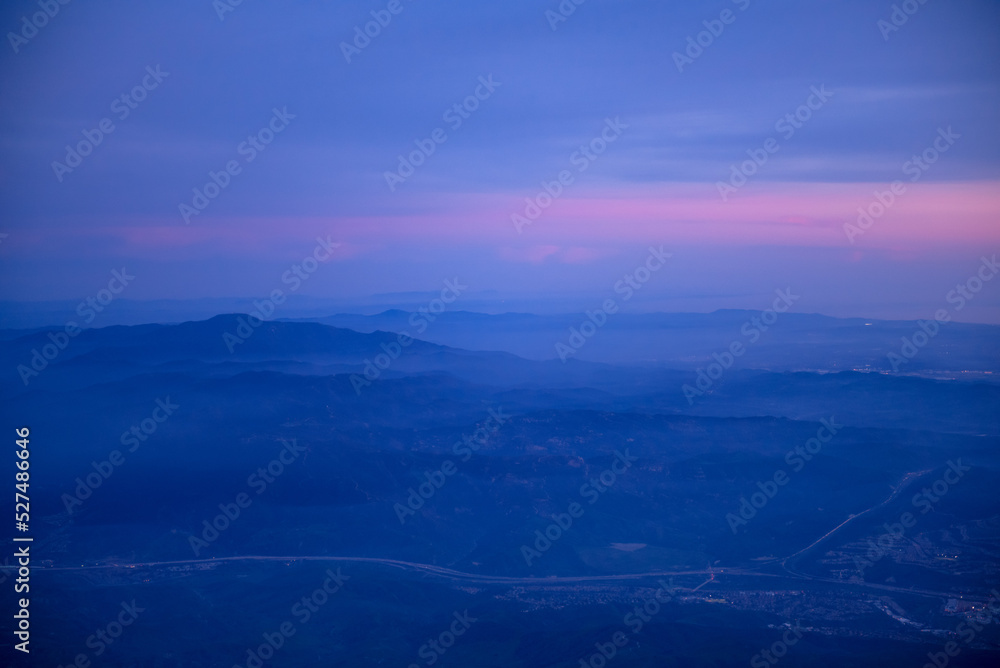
[37, 469, 988, 603]
[38, 552, 986, 603]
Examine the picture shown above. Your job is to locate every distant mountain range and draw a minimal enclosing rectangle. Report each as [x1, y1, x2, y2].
[3, 314, 997, 438]
[287, 310, 1000, 374]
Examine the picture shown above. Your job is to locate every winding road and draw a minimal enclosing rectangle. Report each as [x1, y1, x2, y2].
[38, 469, 986, 602]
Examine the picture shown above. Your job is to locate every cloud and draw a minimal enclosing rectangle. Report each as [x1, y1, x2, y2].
[497, 245, 561, 264]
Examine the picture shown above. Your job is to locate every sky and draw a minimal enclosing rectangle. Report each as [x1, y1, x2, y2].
[1, 0, 998, 322]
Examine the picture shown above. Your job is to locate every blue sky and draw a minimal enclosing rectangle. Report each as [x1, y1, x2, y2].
[1, 0, 998, 321]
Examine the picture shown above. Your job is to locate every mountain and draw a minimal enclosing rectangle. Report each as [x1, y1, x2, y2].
[6, 315, 999, 667]
[289, 309, 1000, 375]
